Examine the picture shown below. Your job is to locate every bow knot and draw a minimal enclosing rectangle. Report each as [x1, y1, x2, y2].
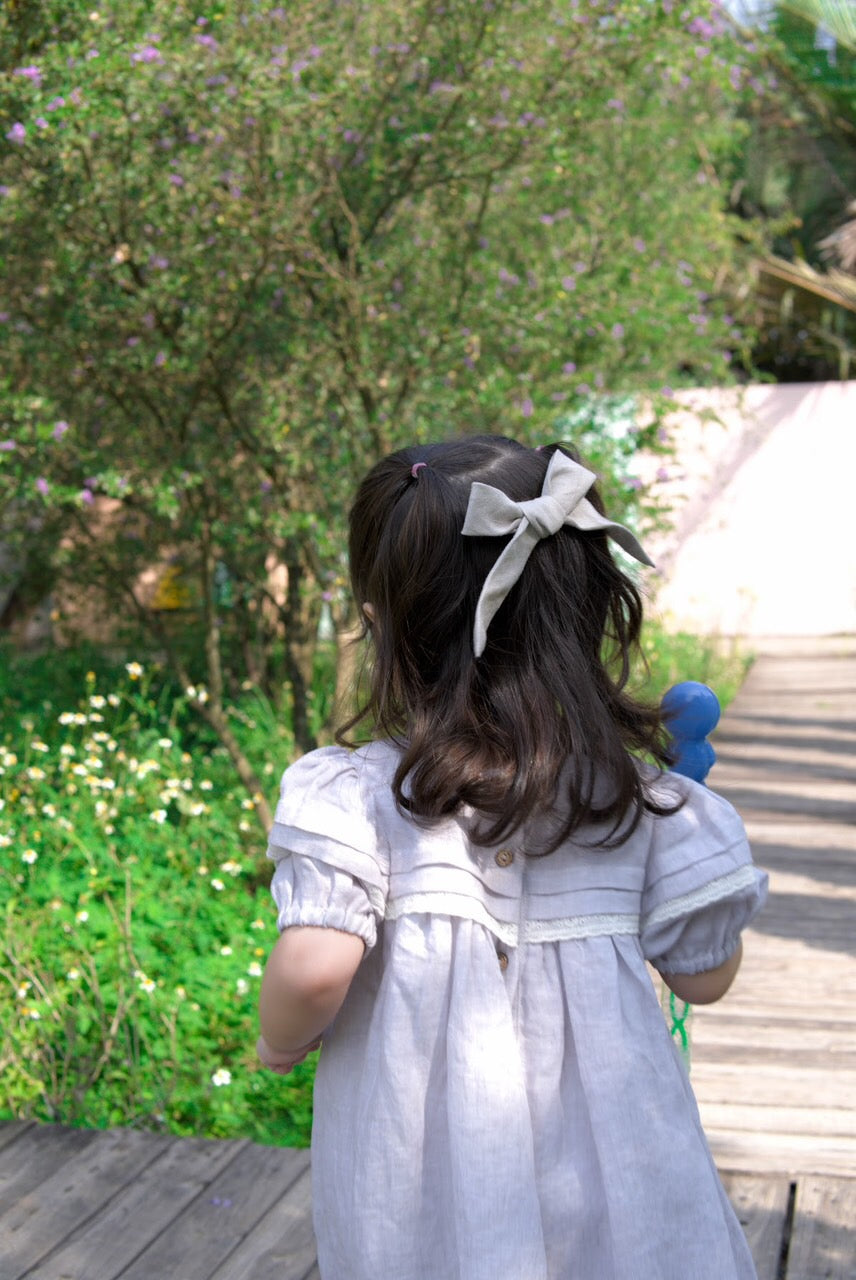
[461, 450, 653, 657]
[517, 494, 568, 541]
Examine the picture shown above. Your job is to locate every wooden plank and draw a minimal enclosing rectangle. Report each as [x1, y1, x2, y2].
[0, 1127, 166, 1279]
[207, 1165, 317, 1280]
[701, 1104, 856, 1139]
[710, 1131, 856, 1179]
[0, 1125, 97, 1219]
[720, 1173, 791, 1280]
[117, 1143, 310, 1280]
[0, 1122, 35, 1155]
[691, 1066, 856, 1111]
[787, 1176, 856, 1280]
[692, 1044, 856, 1069]
[23, 1135, 245, 1280]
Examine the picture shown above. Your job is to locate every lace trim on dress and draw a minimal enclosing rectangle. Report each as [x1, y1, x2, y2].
[385, 892, 640, 946]
[523, 913, 640, 943]
[642, 864, 759, 931]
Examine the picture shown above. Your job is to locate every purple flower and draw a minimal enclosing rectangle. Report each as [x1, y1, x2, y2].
[143, 312, 156, 329]
[519, 397, 533, 418]
[607, 98, 624, 111]
[35, 117, 48, 129]
[195, 34, 219, 49]
[539, 214, 554, 226]
[127, 336, 140, 347]
[687, 17, 715, 38]
[80, 487, 95, 505]
[729, 65, 742, 91]
[36, 477, 49, 496]
[52, 420, 69, 440]
[561, 276, 576, 291]
[149, 254, 170, 270]
[46, 97, 65, 111]
[6, 123, 26, 144]
[0, 440, 16, 452]
[86, 49, 99, 61]
[562, 361, 577, 375]
[656, 467, 670, 482]
[632, 237, 646, 253]
[131, 45, 163, 65]
[69, 88, 83, 106]
[0, 187, 8, 198]
[611, 323, 625, 340]
[625, 476, 642, 491]
[661, 387, 675, 399]
[154, 351, 167, 367]
[429, 81, 456, 94]
[169, 173, 185, 187]
[15, 64, 43, 85]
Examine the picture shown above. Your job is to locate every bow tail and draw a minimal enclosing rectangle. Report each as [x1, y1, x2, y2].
[472, 523, 540, 657]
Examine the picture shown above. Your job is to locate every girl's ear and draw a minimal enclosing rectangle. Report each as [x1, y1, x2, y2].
[363, 603, 376, 625]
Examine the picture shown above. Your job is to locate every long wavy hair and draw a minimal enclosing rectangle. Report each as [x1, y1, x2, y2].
[339, 435, 678, 852]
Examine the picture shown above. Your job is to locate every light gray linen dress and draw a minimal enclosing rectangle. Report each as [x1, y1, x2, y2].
[267, 740, 768, 1280]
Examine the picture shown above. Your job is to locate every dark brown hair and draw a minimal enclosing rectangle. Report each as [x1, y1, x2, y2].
[340, 435, 678, 851]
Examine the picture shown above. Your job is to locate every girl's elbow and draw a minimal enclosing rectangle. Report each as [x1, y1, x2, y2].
[660, 940, 743, 1006]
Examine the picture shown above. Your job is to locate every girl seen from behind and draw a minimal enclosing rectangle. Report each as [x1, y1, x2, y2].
[257, 436, 767, 1280]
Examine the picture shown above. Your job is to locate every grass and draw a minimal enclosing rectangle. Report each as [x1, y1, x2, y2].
[0, 626, 749, 1147]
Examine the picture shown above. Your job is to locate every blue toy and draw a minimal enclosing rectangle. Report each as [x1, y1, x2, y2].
[660, 681, 721, 1068]
[662, 680, 720, 785]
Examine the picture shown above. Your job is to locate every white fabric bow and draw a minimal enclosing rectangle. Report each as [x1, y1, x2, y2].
[461, 451, 654, 657]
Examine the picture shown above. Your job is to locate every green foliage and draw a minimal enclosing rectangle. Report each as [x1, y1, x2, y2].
[0, 644, 316, 1145]
[0, 631, 748, 1145]
[633, 622, 750, 711]
[730, 1, 856, 379]
[0, 0, 754, 750]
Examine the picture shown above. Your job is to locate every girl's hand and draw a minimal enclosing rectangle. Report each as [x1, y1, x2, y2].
[255, 1033, 321, 1075]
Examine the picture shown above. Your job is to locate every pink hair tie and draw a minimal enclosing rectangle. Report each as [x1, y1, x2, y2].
[411, 462, 427, 478]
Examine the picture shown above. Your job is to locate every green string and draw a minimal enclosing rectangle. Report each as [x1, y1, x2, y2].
[667, 990, 692, 1071]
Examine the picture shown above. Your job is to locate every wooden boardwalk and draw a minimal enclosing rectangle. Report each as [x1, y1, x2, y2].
[1, 637, 854, 1279]
[690, 635, 856, 1186]
[0, 1117, 852, 1280]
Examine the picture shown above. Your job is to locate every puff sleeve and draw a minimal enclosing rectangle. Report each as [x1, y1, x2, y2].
[640, 776, 768, 975]
[266, 746, 389, 952]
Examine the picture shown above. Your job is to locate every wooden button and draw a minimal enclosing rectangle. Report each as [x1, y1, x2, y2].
[495, 848, 514, 868]
[497, 951, 509, 972]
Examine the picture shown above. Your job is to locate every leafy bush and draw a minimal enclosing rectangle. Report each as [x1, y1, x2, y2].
[0, 0, 756, 763]
[0, 649, 316, 1145]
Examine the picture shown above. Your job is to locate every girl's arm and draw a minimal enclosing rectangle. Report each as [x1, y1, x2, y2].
[257, 925, 365, 1072]
[658, 939, 743, 1006]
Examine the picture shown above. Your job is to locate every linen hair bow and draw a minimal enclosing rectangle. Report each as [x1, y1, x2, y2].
[461, 450, 654, 657]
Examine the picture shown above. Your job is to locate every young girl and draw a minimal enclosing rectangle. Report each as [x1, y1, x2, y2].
[257, 436, 767, 1280]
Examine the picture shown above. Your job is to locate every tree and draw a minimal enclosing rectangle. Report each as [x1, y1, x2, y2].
[1, 0, 751, 827]
[729, 0, 856, 377]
